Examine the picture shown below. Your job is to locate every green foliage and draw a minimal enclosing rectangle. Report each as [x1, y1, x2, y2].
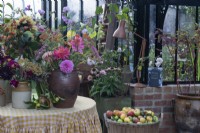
[95, 6, 103, 15]
[89, 70, 125, 97]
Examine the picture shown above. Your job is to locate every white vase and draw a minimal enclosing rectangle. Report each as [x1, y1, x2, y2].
[12, 82, 31, 109]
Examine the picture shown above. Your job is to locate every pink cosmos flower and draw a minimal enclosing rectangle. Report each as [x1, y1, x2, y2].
[70, 35, 84, 53]
[59, 60, 74, 74]
[54, 46, 70, 60]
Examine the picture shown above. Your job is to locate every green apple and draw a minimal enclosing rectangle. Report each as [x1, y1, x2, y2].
[134, 108, 140, 116]
[117, 119, 123, 123]
[124, 117, 131, 123]
[140, 117, 146, 123]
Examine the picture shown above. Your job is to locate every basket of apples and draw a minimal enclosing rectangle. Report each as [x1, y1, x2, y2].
[104, 107, 160, 133]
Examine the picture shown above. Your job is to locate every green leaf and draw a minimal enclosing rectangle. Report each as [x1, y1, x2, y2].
[0, 4, 3, 8]
[109, 3, 119, 13]
[6, 3, 13, 10]
[95, 6, 103, 15]
[122, 7, 129, 14]
[92, 18, 97, 27]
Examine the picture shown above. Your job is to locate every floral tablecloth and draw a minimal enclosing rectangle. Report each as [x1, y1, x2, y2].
[0, 96, 102, 133]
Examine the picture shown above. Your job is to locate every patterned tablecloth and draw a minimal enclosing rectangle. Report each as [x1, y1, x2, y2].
[0, 96, 102, 133]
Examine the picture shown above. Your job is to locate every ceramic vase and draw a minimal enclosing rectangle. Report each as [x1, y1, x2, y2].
[48, 70, 80, 108]
[12, 82, 31, 109]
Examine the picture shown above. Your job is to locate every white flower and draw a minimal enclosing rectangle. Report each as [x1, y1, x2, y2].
[87, 75, 93, 81]
[155, 62, 162, 67]
[87, 58, 96, 66]
[117, 47, 122, 52]
[156, 57, 163, 63]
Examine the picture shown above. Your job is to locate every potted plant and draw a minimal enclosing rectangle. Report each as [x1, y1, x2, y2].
[158, 26, 200, 132]
[89, 50, 131, 121]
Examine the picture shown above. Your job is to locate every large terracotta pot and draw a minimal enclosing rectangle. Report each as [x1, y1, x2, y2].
[12, 82, 31, 109]
[175, 94, 200, 132]
[48, 70, 80, 108]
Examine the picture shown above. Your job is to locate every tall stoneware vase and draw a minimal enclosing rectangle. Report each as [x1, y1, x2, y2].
[12, 82, 31, 109]
[48, 70, 80, 108]
[175, 94, 200, 132]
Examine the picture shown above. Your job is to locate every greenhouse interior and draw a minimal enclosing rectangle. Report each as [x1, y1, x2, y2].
[0, 0, 200, 133]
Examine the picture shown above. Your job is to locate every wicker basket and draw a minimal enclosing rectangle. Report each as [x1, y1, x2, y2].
[104, 114, 160, 133]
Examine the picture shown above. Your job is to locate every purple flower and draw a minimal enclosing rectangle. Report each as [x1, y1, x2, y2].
[62, 15, 68, 23]
[25, 5, 31, 11]
[7, 60, 19, 69]
[59, 60, 74, 74]
[100, 70, 107, 75]
[63, 6, 70, 13]
[37, 25, 46, 32]
[82, 29, 88, 34]
[10, 80, 19, 88]
[67, 19, 73, 25]
[38, 9, 45, 15]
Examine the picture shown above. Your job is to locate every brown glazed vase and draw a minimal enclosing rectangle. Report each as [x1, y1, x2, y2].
[175, 94, 200, 133]
[48, 70, 80, 108]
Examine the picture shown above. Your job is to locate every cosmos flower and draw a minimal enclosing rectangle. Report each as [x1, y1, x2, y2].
[69, 35, 84, 53]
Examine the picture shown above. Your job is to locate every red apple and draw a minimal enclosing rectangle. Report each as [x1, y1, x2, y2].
[106, 110, 113, 118]
[127, 111, 134, 117]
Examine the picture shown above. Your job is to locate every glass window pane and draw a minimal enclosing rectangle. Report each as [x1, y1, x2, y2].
[149, 5, 156, 69]
[177, 6, 196, 81]
[68, 0, 80, 22]
[162, 5, 177, 81]
[83, 0, 96, 20]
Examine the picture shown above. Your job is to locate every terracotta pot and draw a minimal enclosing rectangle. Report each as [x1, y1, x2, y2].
[12, 82, 31, 109]
[48, 70, 80, 108]
[175, 94, 200, 132]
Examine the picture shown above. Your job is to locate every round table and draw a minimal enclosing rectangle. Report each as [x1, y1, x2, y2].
[0, 96, 102, 133]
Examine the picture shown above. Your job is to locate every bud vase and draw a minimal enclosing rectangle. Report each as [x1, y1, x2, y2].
[48, 70, 80, 108]
[12, 82, 31, 109]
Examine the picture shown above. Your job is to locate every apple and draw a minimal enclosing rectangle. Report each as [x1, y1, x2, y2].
[117, 119, 123, 123]
[140, 117, 146, 123]
[106, 110, 113, 118]
[146, 116, 153, 122]
[128, 116, 133, 121]
[119, 111, 126, 117]
[132, 117, 139, 123]
[113, 110, 120, 116]
[127, 111, 134, 117]
[153, 116, 158, 122]
[134, 108, 140, 116]
[114, 115, 119, 121]
[124, 117, 131, 123]
[120, 113, 127, 120]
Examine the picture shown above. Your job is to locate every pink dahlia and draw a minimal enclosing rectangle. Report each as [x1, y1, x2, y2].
[70, 35, 84, 53]
[54, 46, 70, 60]
[59, 60, 74, 74]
